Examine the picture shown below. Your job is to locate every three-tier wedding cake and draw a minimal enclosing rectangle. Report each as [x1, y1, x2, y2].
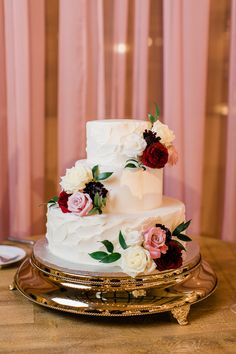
[46, 110, 192, 277]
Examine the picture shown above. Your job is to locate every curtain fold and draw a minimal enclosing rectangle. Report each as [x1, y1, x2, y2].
[132, 0, 150, 119]
[0, 0, 9, 239]
[222, 0, 236, 242]
[163, 0, 210, 235]
[58, 0, 107, 174]
[0, 0, 44, 240]
[111, 0, 128, 117]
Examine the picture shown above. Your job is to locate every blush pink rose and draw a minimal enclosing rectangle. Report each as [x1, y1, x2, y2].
[143, 226, 168, 259]
[167, 145, 178, 166]
[67, 192, 93, 216]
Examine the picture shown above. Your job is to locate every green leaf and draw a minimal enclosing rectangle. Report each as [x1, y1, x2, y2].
[155, 103, 160, 119]
[173, 240, 186, 251]
[126, 158, 139, 163]
[96, 172, 113, 181]
[148, 113, 157, 124]
[94, 192, 100, 207]
[48, 196, 59, 204]
[89, 251, 108, 260]
[100, 240, 114, 253]
[176, 233, 192, 242]
[172, 220, 191, 236]
[92, 165, 99, 179]
[88, 207, 100, 215]
[99, 253, 121, 263]
[125, 163, 138, 169]
[119, 231, 129, 250]
[101, 197, 107, 207]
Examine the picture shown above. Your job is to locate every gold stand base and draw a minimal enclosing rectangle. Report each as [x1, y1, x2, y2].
[13, 242, 217, 325]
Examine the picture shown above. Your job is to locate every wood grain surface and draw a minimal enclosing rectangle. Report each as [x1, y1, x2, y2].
[0, 236, 236, 354]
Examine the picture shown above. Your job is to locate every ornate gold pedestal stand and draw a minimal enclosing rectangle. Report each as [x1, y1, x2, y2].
[13, 240, 217, 325]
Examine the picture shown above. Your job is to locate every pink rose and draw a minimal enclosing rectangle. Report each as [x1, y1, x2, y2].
[143, 227, 168, 259]
[167, 145, 178, 166]
[67, 192, 93, 216]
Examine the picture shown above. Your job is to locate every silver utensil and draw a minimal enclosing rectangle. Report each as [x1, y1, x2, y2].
[7, 237, 35, 246]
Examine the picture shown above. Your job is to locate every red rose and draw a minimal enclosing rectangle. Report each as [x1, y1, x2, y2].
[154, 240, 183, 271]
[58, 191, 71, 213]
[140, 142, 168, 169]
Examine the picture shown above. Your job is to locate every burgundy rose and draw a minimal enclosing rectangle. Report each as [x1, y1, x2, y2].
[58, 191, 71, 213]
[154, 240, 183, 271]
[140, 142, 168, 169]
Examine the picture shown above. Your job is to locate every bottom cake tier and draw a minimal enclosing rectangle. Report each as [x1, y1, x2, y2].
[46, 196, 185, 274]
[12, 239, 217, 324]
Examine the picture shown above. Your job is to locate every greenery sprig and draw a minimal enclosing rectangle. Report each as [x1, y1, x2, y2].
[48, 196, 59, 207]
[88, 192, 107, 215]
[124, 158, 146, 170]
[92, 165, 113, 181]
[89, 231, 129, 263]
[148, 103, 160, 125]
[172, 220, 192, 242]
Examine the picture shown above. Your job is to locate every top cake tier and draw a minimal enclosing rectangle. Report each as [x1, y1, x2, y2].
[86, 119, 151, 167]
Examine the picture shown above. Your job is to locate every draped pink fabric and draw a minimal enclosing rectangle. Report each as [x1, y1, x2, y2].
[132, 0, 150, 119]
[58, 0, 111, 175]
[111, 0, 128, 117]
[0, 0, 9, 239]
[222, 0, 236, 242]
[163, 0, 210, 235]
[0, 0, 44, 240]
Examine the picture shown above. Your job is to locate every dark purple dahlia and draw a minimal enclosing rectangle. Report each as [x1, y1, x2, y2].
[84, 181, 108, 201]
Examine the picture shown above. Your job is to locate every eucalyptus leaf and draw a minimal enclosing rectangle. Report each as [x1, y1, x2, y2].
[172, 220, 191, 236]
[100, 240, 114, 253]
[89, 251, 108, 260]
[177, 233, 192, 242]
[92, 165, 99, 179]
[99, 252, 121, 263]
[96, 172, 113, 181]
[119, 231, 129, 250]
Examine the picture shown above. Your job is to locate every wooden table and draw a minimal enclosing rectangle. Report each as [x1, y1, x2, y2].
[0, 236, 236, 354]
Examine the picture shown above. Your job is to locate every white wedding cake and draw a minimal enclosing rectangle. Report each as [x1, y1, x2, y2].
[46, 111, 191, 277]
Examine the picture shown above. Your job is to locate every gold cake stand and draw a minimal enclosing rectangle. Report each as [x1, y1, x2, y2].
[12, 239, 217, 325]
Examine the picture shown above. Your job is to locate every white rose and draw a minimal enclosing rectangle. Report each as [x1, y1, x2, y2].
[152, 120, 175, 147]
[60, 163, 93, 193]
[121, 246, 156, 277]
[125, 230, 143, 246]
[123, 133, 147, 158]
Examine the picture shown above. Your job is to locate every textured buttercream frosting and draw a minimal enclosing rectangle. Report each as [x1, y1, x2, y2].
[86, 119, 151, 167]
[46, 197, 185, 268]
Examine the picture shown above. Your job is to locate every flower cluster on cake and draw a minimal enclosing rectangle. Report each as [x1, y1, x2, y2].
[46, 105, 191, 277]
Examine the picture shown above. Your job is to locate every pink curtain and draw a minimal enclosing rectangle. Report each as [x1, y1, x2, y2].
[58, 0, 105, 175]
[0, 0, 44, 240]
[222, 0, 236, 242]
[132, 0, 150, 119]
[163, 0, 210, 235]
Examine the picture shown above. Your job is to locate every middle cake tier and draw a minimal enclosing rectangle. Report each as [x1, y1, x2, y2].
[46, 197, 185, 267]
[75, 159, 163, 214]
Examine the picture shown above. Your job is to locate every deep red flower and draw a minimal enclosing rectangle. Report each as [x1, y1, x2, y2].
[58, 191, 71, 213]
[154, 240, 183, 271]
[140, 141, 168, 169]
